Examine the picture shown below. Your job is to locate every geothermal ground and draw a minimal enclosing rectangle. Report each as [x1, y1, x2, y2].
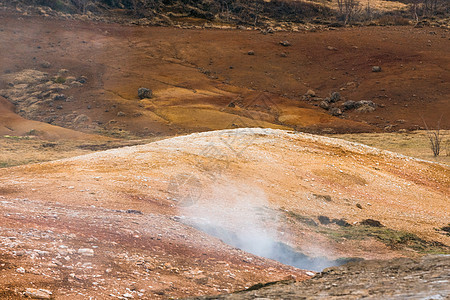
[0, 129, 449, 299]
[0, 5, 449, 300]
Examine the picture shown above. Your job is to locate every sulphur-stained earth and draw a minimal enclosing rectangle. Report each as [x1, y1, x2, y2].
[0, 128, 448, 299]
[0, 9, 449, 141]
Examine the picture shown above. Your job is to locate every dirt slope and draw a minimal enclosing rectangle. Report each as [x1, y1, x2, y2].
[1, 12, 448, 139]
[192, 255, 450, 299]
[0, 128, 448, 298]
[0, 96, 99, 140]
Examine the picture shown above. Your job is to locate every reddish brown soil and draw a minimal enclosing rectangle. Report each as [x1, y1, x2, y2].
[1, 12, 448, 139]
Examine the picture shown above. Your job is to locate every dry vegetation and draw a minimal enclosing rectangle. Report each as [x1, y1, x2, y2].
[2, 130, 448, 169]
[0, 135, 163, 168]
[331, 130, 450, 165]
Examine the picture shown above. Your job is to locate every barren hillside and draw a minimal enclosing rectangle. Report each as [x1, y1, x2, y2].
[1, 11, 449, 141]
[0, 128, 448, 298]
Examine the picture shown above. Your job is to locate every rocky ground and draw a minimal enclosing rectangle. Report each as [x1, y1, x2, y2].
[0, 9, 449, 141]
[0, 128, 448, 299]
[192, 255, 450, 299]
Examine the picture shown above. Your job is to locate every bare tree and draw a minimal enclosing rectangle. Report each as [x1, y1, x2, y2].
[422, 115, 443, 157]
[337, 0, 361, 23]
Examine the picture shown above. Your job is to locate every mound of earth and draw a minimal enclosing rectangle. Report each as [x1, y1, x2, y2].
[0, 128, 448, 298]
[193, 255, 450, 299]
[0, 95, 98, 140]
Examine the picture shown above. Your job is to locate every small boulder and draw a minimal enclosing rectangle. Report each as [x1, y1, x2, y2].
[361, 219, 384, 227]
[329, 92, 341, 103]
[329, 107, 342, 116]
[372, 66, 382, 72]
[319, 100, 330, 110]
[77, 248, 94, 256]
[279, 40, 291, 47]
[138, 87, 152, 99]
[342, 100, 357, 110]
[247, 50, 255, 55]
[74, 114, 91, 124]
[355, 100, 376, 113]
[52, 94, 66, 101]
[126, 209, 143, 215]
[117, 111, 126, 117]
[40, 61, 51, 69]
[305, 89, 316, 97]
[318, 215, 331, 225]
[356, 105, 375, 113]
[77, 76, 88, 84]
[357, 100, 376, 107]
[24, 288, 52, 299]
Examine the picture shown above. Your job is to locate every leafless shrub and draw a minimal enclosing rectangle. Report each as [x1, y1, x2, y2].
[408, 0, 450, 19]
[422, 115, 443, 157]
[337, 0, 362, 23]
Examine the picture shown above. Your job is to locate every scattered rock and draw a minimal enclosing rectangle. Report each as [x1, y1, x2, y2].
[74, 114, 91, 124]
[52, 94, 66, 101]
[16, 267, 25, 274]
[247, 50, 255, 55]
[77, 248, 94, 256]
[318, 215, 331, 225]
[313, 194, 332, 202]
[329, 92, 341, 103]
[357, 100, 376, 108]
[342, 100, 357, 110]
[441, 225, 450, 236]
[117, 111, 126, 117]
[279, 40, 291, 47]
[329, 107, 342, 116]
[126, 209, 143, 215]
[40, 61, 51, 69]
[77, 76, 88, 84]
[319, 100, 330, 110]
[356, 102, 376, 113]
[24, 288, 52, 299]
[138, 87, 152, 99]
[327, 46, 338, 51]
[305, 89, 316, 97]
[356, 203, 363, 209]
[372, 66, 382, 72]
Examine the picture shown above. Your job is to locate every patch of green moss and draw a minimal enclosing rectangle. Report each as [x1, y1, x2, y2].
[283, 210, 450, 255]
[286, 211, 318, 227]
